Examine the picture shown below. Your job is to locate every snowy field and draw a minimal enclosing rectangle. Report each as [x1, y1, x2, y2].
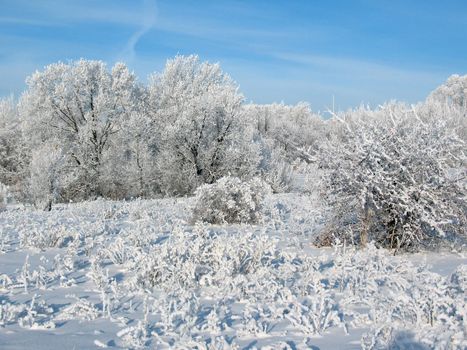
[0, 195, 465, 349]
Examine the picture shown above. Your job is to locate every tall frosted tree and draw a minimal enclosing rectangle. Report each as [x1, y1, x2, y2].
[428, 74, 467, 108]
[103, 109, 158, 198]
[244, 102, 325, 192]
[0, 96, 28, 197]
[20, 59, 141, 200]
[426, 74, 467, 141]
[148, 55, 259, 195]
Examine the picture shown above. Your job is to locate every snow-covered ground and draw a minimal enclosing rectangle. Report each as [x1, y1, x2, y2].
[0, 195, 465, 349]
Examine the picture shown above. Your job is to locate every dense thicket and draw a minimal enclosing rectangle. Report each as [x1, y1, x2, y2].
[0, 56, 465, 251]
[316, 103, 466, 251]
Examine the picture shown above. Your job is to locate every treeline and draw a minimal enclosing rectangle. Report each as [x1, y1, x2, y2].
[0, 55, 466, 250]
[0, 55, 326, 204]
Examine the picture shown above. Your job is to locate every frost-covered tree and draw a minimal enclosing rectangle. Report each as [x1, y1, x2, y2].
[318, 103, 466, 251]
[20, 60, 141, 200]
[0, 96, 28, 196]
[148, 55, 259, 195]
[426, 74, 467, 141]
[428, 74, 467, 108]
[247, 102, 325, 162]
[0, 183, 8, 211]
[103, 109, 158, 198]
[28, 142, 66, 210]
[244, 103, 325, 192]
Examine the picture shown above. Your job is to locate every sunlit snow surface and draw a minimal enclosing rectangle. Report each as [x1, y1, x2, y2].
[0, 195, 465, 349]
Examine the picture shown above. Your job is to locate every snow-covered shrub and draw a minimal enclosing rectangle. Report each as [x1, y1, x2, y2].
[19, 224, 79, 250]
[362, 323, 467, 350]
[284, 290, 344, 335]
[263, 156, 294, 194]
[56, 296, 100, 321]
[117, 319, 150, 349]
[192, 176, 271, 224]
[318, 103, 466, 251]
[102, 237, 140, 265]
[128, 225, 278, 291]
[291, 160, 323, 195]
[1, 295, 54, 329]
[258, 140, 295, 193]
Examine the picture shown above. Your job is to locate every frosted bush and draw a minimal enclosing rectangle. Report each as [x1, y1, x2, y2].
[263, 158, 294, 193]
[0, 299, 24, 326]
[56, 296, 100, 321]
[0, 274, 12, 291]
[117, 319, 150, 349]
[128, 225, 278, 291]
[362, 324, 467, 350]
[318, 103, 466, 251]
[1, 295, 54, 329]
[259, 144, 295, 193]
[284, 291, 344, 335]
[192, 176, 271, 224]
[102, 237, 139, 265]
[19, 224, 79, 250]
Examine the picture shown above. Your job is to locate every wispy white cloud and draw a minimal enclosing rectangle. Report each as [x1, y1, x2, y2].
[0, 16, 56, 26]
[221, 51, 449, 111]
[272, 52, 444, 84]
[0, 0, 458, 110]
[118, 0, 157, 64]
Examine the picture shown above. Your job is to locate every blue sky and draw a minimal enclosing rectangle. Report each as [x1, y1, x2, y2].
[1, 0, 466, 112]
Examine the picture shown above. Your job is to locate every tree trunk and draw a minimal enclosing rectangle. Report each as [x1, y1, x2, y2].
[44, 199, 52, 211]
[360, 197, 371, 248]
